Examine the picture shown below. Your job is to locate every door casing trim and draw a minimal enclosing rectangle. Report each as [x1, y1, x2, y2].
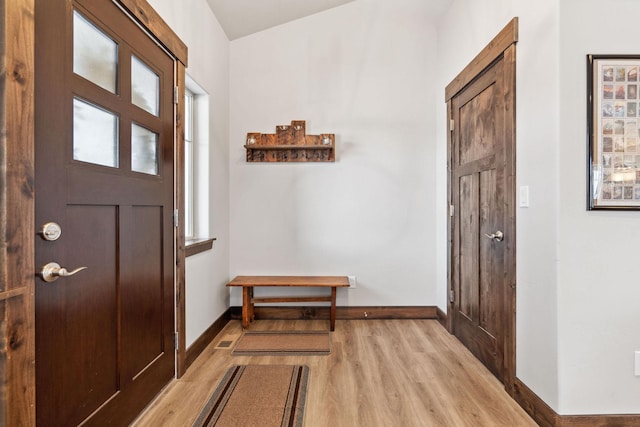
[0, 0, 37, 424]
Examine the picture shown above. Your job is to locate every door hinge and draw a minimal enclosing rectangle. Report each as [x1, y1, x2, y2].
[449, 204, 455, 217]
[449, 119, 455, 131]
[449, 289, 455, 303]
[173, 209, 179, 228]
[174, 86, 179, 104]
[174, 332, 179, 350]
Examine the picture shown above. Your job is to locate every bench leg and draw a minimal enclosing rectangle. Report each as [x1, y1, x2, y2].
[248, 286, 255, 322]
[242, 287, 251, 330]
[330, 287, 337, 331]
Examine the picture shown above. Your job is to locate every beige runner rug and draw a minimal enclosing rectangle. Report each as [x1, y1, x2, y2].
[232, 331, 331, 356]
[192, 365, 309, 427]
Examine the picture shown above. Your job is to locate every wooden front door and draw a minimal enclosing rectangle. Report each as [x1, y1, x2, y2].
[34, 1, 176, 424]
[448, 21, 517, 386]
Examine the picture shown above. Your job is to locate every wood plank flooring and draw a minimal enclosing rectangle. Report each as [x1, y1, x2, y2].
[133, 319, 536, 426]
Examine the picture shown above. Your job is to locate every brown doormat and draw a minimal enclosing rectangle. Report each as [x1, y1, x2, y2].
[192, 365, 309, 427]
[232, 331, 331, 356]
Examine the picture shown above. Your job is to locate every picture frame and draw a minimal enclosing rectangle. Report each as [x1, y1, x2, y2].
[587, 54, 640, 210]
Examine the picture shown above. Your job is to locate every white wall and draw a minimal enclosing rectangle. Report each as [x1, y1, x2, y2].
[557, 0, 640, 414]
[439, 0, 640, 416]
[228, 0, 439, 307]
[147, 0, 640, 415]
[436, 0, 561, 412]
[147, 0, 231, 347]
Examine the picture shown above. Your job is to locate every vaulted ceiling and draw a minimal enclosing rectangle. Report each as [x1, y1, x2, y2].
[206, 0, 356, 40]
[206, 0, 452, 41]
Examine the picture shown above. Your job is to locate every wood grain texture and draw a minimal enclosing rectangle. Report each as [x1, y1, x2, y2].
[459, 84, 496, 164]
[449, 17, 516, 391]
[185, 237, 216, 257]
[453, 63, 506, 381]
[513, 378, 640, 427]
[184, 308, 232, 372]
[230, 276, 348, 331]
[251, 296, 332, 304]
[436, 306, 448, 329]
[235, 304, 435, 333]
[502, 43, 517, 394]
[116, 0, 188, 65]
[176, 60, 187, 378]
[35, 1, 180, 423]
[513, 377, 557, 427]
[3, 0, 35, 294]
[445, 17, 518, 101]
[231, 305, 438, 321]
[446, 99, 454, 334]
[338, 305, 437, 319]
[245, 120, 335, 162]
[1, 0, 36, 424]
[559, 415, 640, 427]
[458, 173, 479, 320]
[228, 276, 349, 287]
[133, 320, 537, 427]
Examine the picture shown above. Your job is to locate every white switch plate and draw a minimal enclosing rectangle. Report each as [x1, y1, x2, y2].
[635, 351, 640, 376]
[519, 186, 530, 208]
[348, 275, 357, 288]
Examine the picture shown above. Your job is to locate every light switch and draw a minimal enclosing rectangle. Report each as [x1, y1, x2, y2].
[519, 186, 530, 208]
[635, 351, 640, 376]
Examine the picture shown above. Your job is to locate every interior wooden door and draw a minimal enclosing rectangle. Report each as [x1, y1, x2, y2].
[34, 1, 176, 425]
[449, 46, 516, 384]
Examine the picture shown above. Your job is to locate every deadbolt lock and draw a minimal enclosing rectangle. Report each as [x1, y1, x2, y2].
[39, 222, 62, 241]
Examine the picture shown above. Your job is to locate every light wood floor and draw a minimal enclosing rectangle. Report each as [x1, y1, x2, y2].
[133, 319, 537, 427]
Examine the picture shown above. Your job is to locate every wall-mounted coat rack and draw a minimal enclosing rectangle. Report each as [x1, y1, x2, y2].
[244, 120, 335, 162]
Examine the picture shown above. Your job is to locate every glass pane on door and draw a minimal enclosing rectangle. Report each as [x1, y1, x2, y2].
[73, 11, 118, 93]
[73, 98, 119, 168]
[131, 123, 159, 175]
[131, 56, 159, 116]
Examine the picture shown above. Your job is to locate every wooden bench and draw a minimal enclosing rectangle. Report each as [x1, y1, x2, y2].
[227, 276, 349, 331]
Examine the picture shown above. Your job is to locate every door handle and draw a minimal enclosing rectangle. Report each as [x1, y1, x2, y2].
[39, 262, 88, 282]
[483, 230, 504, 242]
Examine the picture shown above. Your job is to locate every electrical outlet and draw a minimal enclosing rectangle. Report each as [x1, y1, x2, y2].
[635, 351, 640, 376]
[348, 275, 356, 288]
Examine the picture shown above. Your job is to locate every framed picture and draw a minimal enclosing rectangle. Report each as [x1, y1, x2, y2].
[588, 55, 640, 209]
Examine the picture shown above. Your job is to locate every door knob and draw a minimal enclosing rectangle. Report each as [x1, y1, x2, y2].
[39, 262, 88, 282]
[483, 230, 504, 242]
